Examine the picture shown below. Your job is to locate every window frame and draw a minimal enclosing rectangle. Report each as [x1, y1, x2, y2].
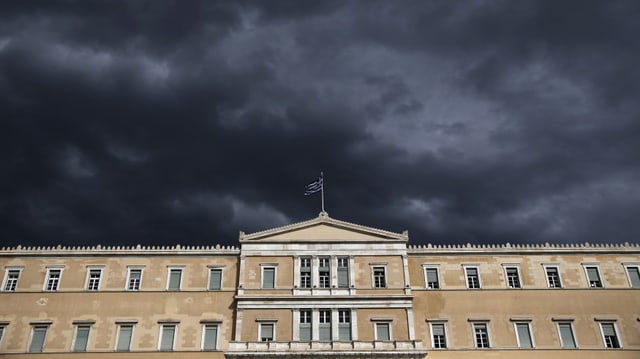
[471, 322, 491, 348]
[260, 264, 277, 289]
[299, 257, 312, 289]
[318, 257, 331, 289]
[158, 323, 178, 351]
[201, 323, 220, 351]
[2, 267, 22, 292]
[423, 265, 441, 289]
[115, 322, 135, 351]
[463, 265, 482, 289]
[207, 266, 224, 291]
[28, 324, 50, 353]
[371, 264, 387, 288]
[555, 321, 577, 349]
[513, 321, 534, 349]
[337, 257, 350, 288]
[543, 264, 563, 288]
[258, 322, 276, 342]
[598, 321, 622, 349]
[126, 267, 144, 291]
[43, 267, 64, 291]
[428, 321, 448, 349]
[502, 264, 522, 289]
[582, 264, 604, 288]
[298, 309, 312, 341]
[623, 264, 640, 288]
[374, 322, 391, 341]
[72, 324, 91, 352]
[338, 309, 351, 341]
[85, 266, 104, 291]
[166, 267, 184, 291]
[0, 323, 6, 349]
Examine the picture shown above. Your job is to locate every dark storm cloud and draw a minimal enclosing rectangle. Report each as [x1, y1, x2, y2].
[1, 1, 639, 247]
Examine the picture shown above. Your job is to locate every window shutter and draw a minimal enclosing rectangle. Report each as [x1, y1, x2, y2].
[338, 324, 351, 340]
[29, 327, 47, 352]
[261, 324, 273, 340]
[160, 326, 175, 350]
[168, 270, 181, 290]
[426, 268, 438, 284]
[628, 267, 640, 287]
[587, 267, 599, 281]
[601, 323, 616, 336]
[74, 326, 90, 351]
[558, 324, 576, 348]
[117, 326, 133, 351]
[299, 324, 311, 341]
[262, 268, 275, 289]
[338, 267, 349, 288]
[516, 324, 532, 348]
[319, 324, 331, 341]
[432, 324, 445, 336]
[203, 325, 217, 350]
[209, 270, 222, 290]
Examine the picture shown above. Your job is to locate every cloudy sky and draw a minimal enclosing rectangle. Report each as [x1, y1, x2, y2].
[2, 1, 640, 248]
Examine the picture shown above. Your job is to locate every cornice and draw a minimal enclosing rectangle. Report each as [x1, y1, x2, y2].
[408, 242, 640, 255]
[0, 244, 239, 257]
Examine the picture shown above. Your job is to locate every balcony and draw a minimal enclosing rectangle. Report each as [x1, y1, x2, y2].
[225, 340, 427, 358]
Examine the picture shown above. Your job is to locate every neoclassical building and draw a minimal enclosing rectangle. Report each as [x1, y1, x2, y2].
[1, 212, 639, 358]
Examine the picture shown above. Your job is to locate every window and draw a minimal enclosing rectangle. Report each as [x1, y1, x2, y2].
[116, 324, 134, 351]
[202, 324, 218, 350]
[167, 268, 182, 291]
[86, 268, 102, 291]
[0, 324, 5, 347]
[2, 268, 21, 292]
[319, 309, 332, 341]
[375, 322, 391, 341]
[504, 266, 521, 288]
[373, 266, 386, 288]
[299, 310, 311, 341]
[584, 265, 603, 288]
[318, 257, 330, 288]
[514, 322, 533, 348]
[338, 310, 351, 341]
[73, 325, 90, 352]
[545, 266, 562, 288]
[29, 325, 49, 352]
[127, 268, 142, 291]
[473, 323, 490, 348]
[424, 267, 440, 289]
[430, 323, 447, 349]
[44, 268, 63, 291]
[557, 322, 577, 348]
[260, 323, 274, 342]
[159, 324, 177, 351]
[300, 257, 311, 288]
[337, 257, 349, 288]
[599, 322, 621, 348]
[465, 266, 481, 289]
[625, 265, 640, 288]
[261, 266, 276, 289]
[208, 268, 222, 290]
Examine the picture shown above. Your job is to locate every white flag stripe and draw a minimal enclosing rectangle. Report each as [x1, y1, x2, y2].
[304, 176, 323, 195]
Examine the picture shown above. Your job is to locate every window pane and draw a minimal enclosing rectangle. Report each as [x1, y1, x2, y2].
[558, 323, 576, 348]
[627, 267, 640, 288]
[168, 270, 182, 290]
[4, 270, 20, 291]
[431, 323, 446, 349]
[516, 323, 532, 348]
[160, 325, 175, 350]
[128, 270, 141, 290]
[116, 325, 133, 351]
[376, 323, 390, 340]
[203, 325, 217, 350]
[74, 326, 90, 351]
[587, 267, 602, 287]
[426, 268, 439, 288]
[261, 324, 273, 341]
[262, 268, 275, 289]
[209, 269, 222, 290]
[29, 326, 47, 353]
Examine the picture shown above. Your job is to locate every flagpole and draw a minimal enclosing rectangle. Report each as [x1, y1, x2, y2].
[321, 171, 325, 213]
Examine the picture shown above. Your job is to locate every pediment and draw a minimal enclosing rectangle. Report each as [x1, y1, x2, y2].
[239, 212, 407, 243]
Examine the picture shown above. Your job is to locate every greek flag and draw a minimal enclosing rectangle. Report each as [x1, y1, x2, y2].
[304, 175, 323, 195]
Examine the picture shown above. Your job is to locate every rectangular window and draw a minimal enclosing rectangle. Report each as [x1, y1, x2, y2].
[116, 325, 133, 351]
[515, 322, 533, 348]
[473, 323, 490, 348]
[167, 268, 182, 291]
[3, 269, 21, 292]
[373, 266, 386, 288]
[260, 323, 274, 342]
[318, 257, 330, 288]
[557, 322, 577, 348]
[29, 325, 48, 353]
[600, 322, 621, 348]
[337, 257, 349, 288]
[625, 266, 640, 288]
[159, 325, 176, 351]
[86, 268, 102, 291]
[430, 323, 447, 349]
[300, 257, 311, 288]
[299, 310, 311, 341]
[375, 322, 390, 341]
[545, 266, 562, 288]
[262, 267, 275, 289]
[319, 309, 332, 341]
[425, 267, 440, 289]
[585, 266, 603, 288]
[505, 266, 521, 288]
[127, 268, 142, 291]
[0, 325, 4, 347]
[338, 310, 351, 341]
[208, 268, 222, 290]
[465, 267, 481, 289]
[73, 325, 90, 352]
[202, 324, 218, 350]
[44, 268, 62, 291]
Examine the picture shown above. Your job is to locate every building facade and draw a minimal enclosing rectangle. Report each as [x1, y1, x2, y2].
[1, 212, 639, 358]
